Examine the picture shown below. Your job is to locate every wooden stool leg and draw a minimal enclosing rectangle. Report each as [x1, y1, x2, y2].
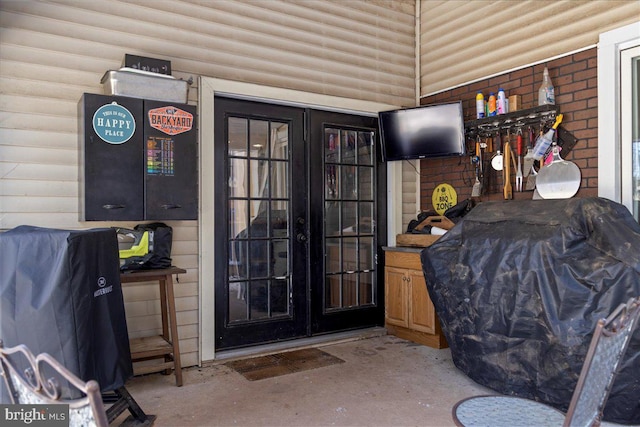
[165, 274, 183, 386]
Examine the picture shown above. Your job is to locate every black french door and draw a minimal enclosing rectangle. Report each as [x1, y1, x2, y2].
[214, 97, 385, 350]
[308, 110, 386, 334]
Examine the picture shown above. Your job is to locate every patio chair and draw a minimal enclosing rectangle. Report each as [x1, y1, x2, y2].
[0, 340, 109, 427]
[452, 296, 640, 427]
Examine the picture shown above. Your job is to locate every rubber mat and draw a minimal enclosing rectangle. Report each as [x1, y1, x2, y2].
[225, 348, 345, 381]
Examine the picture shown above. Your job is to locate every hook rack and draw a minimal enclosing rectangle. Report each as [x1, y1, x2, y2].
[464, 104, 559, 139]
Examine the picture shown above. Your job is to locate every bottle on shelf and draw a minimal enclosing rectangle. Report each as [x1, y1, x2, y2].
[538, 67, 555, 106]
[488, 92, 497, 116]
[476, 92, 485, 119]
[497, 88, 506, 114]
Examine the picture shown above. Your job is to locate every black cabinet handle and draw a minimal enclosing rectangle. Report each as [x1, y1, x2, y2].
[102, 204, 125, 210]
[161, 204, 182, 210]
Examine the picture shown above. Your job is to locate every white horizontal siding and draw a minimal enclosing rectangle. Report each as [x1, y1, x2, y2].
[0, 0, 416, 368]
[420, 0, 640, 96]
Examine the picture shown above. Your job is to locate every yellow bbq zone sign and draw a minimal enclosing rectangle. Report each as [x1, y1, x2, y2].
[432, 183, 457, 215]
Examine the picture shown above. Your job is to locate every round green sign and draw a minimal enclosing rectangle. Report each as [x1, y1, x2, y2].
[92, 102, 136, 144]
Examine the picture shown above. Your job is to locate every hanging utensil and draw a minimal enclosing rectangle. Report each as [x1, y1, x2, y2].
[515, 129, 523, 192]
[523, 126, 535, 177]
[471, 138, 482, 197]
[535, 140, 581, 199]
[503, 139, 512, 200]
[526, 163, 537, 191]
[491, 130, 503, 171]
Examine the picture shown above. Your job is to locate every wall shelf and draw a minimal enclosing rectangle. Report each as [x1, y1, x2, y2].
[464, 104, 559, 138]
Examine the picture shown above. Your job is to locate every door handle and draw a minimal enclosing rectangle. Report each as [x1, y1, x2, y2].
[102, 204, 125, 210]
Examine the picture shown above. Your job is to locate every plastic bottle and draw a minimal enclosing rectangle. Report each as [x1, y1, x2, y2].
[488, 92, 497, 116]
[497, 88, 506, 114]
[475, 92, 485, 119]
[531, 128, 555, 160]
[538, 67, 555, 105]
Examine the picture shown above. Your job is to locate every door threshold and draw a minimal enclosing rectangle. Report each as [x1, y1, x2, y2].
[209, 327, 387, 363]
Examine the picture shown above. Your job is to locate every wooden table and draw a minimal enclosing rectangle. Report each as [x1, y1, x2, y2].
[120, 266, 186, 386]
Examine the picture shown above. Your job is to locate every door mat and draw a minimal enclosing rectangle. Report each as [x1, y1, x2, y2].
[225, 348, 345, 381]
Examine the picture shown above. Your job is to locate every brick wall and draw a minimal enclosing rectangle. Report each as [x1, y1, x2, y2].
[419, 48, 597, 212]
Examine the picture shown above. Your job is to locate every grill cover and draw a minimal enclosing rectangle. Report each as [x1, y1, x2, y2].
[0, 226, 133, 394]
[421, 197, 640, 425]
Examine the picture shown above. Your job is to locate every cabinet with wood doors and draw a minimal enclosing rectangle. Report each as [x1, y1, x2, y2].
[384, 248, 447, 349]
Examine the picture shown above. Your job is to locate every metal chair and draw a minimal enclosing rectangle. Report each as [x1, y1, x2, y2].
[452, 297, 640, 427]
[0, 340, 109, 427]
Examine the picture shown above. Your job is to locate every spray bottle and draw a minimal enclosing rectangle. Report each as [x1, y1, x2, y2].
[476, 92, 485, 119]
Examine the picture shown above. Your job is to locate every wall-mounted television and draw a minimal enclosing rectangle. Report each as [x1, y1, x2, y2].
[378, 101, 466, 162]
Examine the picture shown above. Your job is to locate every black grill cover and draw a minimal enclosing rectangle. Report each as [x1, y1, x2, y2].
[0, 226, 133, 393]
[421, 197, 640, 425]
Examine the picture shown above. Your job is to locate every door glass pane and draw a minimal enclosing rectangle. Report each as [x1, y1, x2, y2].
[325, 129, 339, 163]
[326, 237, 341, 273]
[250, 119, 269, 158]
[271, 122, 288, 159]
[249, 159, 269, 199]
[341, 166, 357, 199]
[250, 280, 269, 320]
[359, 237, 374, 271]
[323, 123, 377, 311]
[271, 278, 289, 316]
[358, 131, 374, 165]
[227, 116, 293, 325]
[229, 281, 248, 322]
[325, 201, 340, 237]
[326, 165, 338, 199]
[358, 166, 373, 200]
[359, 202, 374, 234]
[342, 130, 356, 164]
[229, 240, 247, 280]
[325, 276, 341, 309]
[359, 272, 373, 305]
[228, 117, 247, 154]
[271, 160, 288, 198]
[342, 202, 357, 233]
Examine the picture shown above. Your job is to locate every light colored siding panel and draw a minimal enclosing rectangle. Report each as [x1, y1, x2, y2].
[1, 196, 76, 213]
[1, 180, 76, 197]
[1, 129, 76, 150]
[1, 0, 416, 367]
[420, 0, 640, 95]
[1, 145, 75, 166]
[0, 110, 77, 133]
[1, 163, 75, 181]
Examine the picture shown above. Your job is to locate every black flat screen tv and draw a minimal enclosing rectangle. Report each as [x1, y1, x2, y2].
[378, 101, 466, 161]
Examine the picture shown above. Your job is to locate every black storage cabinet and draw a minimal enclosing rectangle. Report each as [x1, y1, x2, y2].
[79, 93, 144, 221]
[79, 93, 197, 221]
[0, 226, 133, 396]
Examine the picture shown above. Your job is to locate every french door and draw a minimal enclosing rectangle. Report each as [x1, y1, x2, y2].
[214, 97, 385, 350]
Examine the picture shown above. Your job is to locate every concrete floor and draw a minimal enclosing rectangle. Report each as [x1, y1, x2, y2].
[114, 333, 491, 427]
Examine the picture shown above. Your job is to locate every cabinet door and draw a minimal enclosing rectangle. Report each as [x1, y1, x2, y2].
[408, 269, 436, 334]
[80, 94, 144, 221]
[384, 267, 408, 327]
[144, 101, 198, 220]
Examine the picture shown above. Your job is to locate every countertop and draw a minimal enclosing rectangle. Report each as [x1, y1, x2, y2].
[382, 246, 426, 253]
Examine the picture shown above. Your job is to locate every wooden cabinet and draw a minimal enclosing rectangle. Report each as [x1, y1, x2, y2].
[384, 249, 447, 348]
